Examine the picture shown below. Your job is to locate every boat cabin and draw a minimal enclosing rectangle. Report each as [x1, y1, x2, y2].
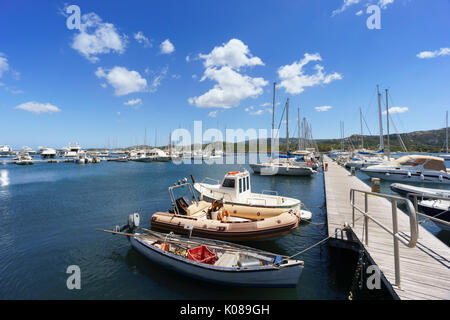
[219, 170, 252, 200]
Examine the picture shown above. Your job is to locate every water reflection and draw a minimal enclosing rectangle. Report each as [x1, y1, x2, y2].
[0, 170, 9, 187]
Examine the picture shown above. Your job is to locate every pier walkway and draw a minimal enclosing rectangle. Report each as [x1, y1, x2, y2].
[323, 155, 450, 300]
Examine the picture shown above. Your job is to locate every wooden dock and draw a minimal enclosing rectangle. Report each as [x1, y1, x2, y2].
[323, 155, 450, 300]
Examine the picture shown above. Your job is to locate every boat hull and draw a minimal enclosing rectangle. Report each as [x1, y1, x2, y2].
[130, 237, 303, 287]
[390, 183, 450, 199]
[361, 169, 450, 184]
[250, 163, 315, 176]
[151, 211, 299, 241]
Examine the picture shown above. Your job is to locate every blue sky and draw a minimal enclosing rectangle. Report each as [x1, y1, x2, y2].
[0, 0, 449, 149]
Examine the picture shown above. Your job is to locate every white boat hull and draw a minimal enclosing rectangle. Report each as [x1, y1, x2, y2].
[361, 169, 450, 184]
[251, 163, 315, 176]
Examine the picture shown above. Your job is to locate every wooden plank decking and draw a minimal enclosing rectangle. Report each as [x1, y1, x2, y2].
[323, 155, 450, 300]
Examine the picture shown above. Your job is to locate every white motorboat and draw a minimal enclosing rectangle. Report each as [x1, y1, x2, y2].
[146, 148, 171, 162]
[417, 199, 450, 231]
[193, 170, 311, 220]
[75, 152, 92, 164]
[0, 145, 12, 156]
[390, 183, 450, 231]
[14, 152, 33, 165]
[99, 214, 304, 287]
[63, 143, 82, 158]
[40, 147, 57, 159]
[250, 160, 316, 176]
[345, 155, 388, 170]
[361, 155, 450, 184]
[390, 183, 450, 199]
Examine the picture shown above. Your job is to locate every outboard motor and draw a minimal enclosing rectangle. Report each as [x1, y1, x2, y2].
[115, 213, 140, 233]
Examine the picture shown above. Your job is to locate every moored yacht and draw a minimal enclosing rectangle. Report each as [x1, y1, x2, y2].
[361, 155, 450, 184]
[40, 147, 57, 159]
[63, 143, 82, 158]
[250, 159, 317, 176]
[0, 145, 12, 156]
[14, 152, 33, 165]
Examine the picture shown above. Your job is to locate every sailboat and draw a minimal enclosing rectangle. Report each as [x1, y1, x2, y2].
[440, 111, 450, 160]
[362, 89, 450, 183]
[250, 87, 317, 176]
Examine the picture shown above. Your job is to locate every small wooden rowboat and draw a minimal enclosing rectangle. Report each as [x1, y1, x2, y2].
[99, 214, 304, 287]
[151, 182, 302, 241]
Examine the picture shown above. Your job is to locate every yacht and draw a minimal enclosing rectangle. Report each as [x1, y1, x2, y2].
[14, 152, 33, 165]
[250, 158, 317, 176]
[63, 143, 82, 158]
[361, 155, 450, 184]
[147, 148, 171, 162]
[40, 147, 57, 159]
[0, 145, 12, 156]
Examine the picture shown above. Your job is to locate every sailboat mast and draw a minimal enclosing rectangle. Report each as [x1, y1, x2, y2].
[286, 98, 289, 153]
[360, 107, 363, 149]
[298, 107, 300, 150]
[385, 88, 390, 160]
[447, 110, 449, 153]
[377, 85, 384, 150]
[272, 82, 276, 153]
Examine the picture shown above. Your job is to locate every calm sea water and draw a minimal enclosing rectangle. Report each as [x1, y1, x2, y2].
[1, 154, 446, 300]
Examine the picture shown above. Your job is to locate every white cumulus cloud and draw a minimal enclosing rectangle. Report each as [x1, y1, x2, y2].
[189, 39, 267, 109]
[160, 39, 175, 54]
[332, 0, 360, 16]
[277, 53, 342, 95]
[124, 98, 142, 106]
[382, 106, 408, 114]
[208, 111, 219, 118]
[14, 102, 61, 114]
[378, 0, 394, 9]
[71, 12, 127, 63]
[134, 31, 151, 47]
[245, 106, 267, 116]
[315, 106, 333, 112]
[0, 55, 10, 78]
[189, 66, 268, 109]
[95, 66, 147, 96]
[198, 38, 264, 70]
[417, 48, 450, 59]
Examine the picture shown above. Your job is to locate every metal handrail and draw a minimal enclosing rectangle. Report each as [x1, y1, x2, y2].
[168, 183, 198, 215]
[406, 192, 450, 228]
[349, 188, 419, 288]
[261, 190, 278, 196]
[246, 197, 267, 206]
[201, 177, 220, 185]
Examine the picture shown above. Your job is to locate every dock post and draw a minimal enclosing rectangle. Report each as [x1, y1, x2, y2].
[371, 178, 380, 193]
[350, 167, 355, 176]
[364, 193, 369, 245]
[392, 199, 401, 288]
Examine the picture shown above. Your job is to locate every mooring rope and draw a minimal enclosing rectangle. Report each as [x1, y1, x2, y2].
[287, 214, 365, 259]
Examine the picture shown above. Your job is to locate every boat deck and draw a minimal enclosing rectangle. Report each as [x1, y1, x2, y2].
[323, 155, 450, 300]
